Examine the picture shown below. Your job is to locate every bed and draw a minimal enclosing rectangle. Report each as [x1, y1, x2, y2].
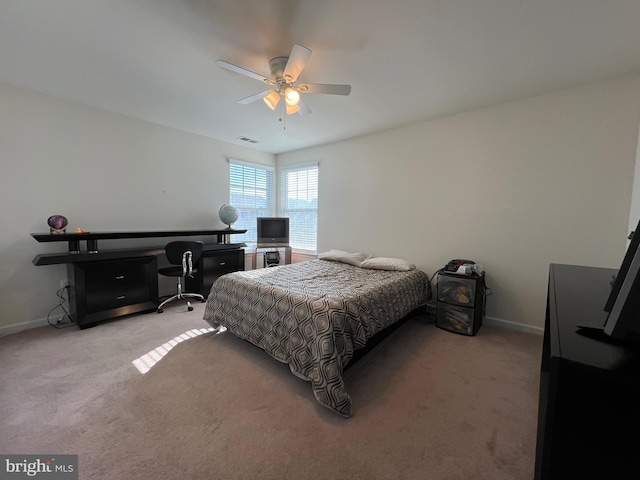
[202, 252, 430, 417]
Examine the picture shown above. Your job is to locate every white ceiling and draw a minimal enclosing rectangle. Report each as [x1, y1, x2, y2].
[2, 0, 640, 154]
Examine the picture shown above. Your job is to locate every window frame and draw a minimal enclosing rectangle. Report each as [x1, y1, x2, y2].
[278, 162, 318, 254]
[228, 159, 318, 254]
[228, 159, 275, 245]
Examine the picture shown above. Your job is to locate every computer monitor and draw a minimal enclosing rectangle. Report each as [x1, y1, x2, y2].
[602, 218, 640, 341]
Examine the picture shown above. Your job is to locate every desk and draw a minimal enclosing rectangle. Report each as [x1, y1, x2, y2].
[31, 229, 245, 254]
[535, 264, 640, 479]
[32, 229, 246, 328]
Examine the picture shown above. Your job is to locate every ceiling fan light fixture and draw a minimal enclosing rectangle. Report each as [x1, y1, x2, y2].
[284, 87, 300, 106]
[286, 103, 300, 115]
[263, 90, 281, 110]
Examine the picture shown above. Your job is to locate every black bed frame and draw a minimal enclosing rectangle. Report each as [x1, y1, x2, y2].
[345, 307, 429, 370]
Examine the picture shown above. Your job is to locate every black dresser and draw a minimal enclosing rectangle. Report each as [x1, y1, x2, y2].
[535, 264, 640, 479]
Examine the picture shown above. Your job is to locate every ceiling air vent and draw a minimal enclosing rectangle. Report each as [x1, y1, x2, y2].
[237, 136, 258, 144]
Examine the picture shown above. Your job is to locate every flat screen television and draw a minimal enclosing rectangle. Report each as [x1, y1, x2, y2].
[256, 217, 289, 245]
[602, 218, 640, 342]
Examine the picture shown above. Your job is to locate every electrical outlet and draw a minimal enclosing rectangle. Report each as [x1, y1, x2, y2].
[60, 279, 69, 289]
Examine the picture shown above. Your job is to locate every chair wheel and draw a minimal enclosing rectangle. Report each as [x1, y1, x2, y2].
[157, 308, 163, 314]
[188, 306, 194, 311]
[200, 298, 206, 303]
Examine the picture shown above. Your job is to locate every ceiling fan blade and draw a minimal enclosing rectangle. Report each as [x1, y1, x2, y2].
[297, 83, 351, 95]
[238, 90, 271, 104]
[297, 98, 312, 116]
[283, 44, 312, 83]
[216, 60, 275, 85]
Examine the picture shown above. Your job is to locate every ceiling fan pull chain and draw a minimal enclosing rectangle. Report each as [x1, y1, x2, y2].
[279, 100, 286, 130]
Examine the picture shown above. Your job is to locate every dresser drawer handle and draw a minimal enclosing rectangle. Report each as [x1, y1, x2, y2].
[219, 262, 226, 266]
[115, 275, 125, 280]
[116, 295, 126, 300]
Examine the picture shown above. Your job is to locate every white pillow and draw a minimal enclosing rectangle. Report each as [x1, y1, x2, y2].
[318, 249, 371, 267]
[360, 257, 416, 271]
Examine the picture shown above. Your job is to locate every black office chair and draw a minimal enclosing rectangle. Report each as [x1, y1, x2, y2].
[157, 241, 205, 313]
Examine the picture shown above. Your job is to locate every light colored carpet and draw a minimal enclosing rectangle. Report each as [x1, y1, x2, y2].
[0, 303, 542, 479]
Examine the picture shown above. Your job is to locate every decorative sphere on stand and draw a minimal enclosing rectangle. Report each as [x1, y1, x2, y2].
[219, 204, 239, 229]
[47, 215, 68, 234]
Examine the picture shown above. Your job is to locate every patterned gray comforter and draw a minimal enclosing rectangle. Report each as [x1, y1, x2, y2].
[203, 259, 430, 416]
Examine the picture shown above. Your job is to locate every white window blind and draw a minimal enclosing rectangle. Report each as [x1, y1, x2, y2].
[279, 163, 318, 252]
[229, 160, 275, 244]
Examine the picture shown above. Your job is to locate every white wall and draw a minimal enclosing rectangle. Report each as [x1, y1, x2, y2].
[279, 75, 640, 333]
[628, 123, 640, 233]
[0, 82, 275, 334]
[3, 75, 640, 335]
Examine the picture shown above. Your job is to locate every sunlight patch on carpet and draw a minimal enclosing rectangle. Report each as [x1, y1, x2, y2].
[132, 327, 225, 374]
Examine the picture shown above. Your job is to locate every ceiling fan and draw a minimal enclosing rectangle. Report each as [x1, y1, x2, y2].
[216, 44, 351, 116]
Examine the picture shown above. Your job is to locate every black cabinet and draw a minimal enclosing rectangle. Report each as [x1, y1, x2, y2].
[68, 257, 158, 329]
[436, 270, 485, 335]
[535, 264, 640, 479]
[186, 249, 245, 296]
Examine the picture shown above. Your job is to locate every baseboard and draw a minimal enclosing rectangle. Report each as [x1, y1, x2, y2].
[0, 317, 52, 337]
[484, 315, 544, 336]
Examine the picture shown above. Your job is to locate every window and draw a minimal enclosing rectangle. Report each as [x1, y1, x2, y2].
[229, 160, 275, 244]
[279, 163, 318, 252]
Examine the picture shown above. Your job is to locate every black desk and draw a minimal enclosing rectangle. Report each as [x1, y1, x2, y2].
[535, 264, 640, 479]
[32, 229, 246, 328]
[31, 229, 245, 255]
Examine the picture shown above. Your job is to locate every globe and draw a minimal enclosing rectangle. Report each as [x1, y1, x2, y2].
[219, 204, 239, 229]
[47, 215, 68, 234]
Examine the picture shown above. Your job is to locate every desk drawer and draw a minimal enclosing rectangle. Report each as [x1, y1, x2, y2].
[72, 257, 158, 318]
[84, 263, 147, 311]
[186, 249, 245, 295]
[205, 252, 241, 272]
